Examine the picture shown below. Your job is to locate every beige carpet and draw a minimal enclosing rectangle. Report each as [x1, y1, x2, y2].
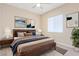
[0, 46, 79, 56]
[0, 47, 13, 56]
[0, 47, 63, 56]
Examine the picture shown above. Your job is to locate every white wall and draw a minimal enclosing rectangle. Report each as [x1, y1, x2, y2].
[0, 4, 41, 39]
[41, 3, 79, 47]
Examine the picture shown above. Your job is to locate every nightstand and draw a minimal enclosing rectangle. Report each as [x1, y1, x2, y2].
[0, 38, 14, 48]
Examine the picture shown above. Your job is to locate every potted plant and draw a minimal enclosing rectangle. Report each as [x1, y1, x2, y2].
[71, 27, 79, 51]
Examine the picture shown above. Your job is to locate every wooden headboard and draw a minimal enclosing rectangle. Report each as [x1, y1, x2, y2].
[13, 29, 36, 37]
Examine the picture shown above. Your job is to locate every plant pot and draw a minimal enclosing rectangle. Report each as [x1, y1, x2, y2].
[74, 47, 79, 52]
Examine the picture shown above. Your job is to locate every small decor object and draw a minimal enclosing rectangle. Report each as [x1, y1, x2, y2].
[71, 27, 79, 51]
[66, 12, 79, 28]
[36, 29, 43, 36]
[27, 19, 35, 28]
[27, 24, 31, 28]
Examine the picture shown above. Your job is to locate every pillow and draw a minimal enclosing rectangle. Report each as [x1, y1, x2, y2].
[17, 32, 25, 37]
[14, 37, 25, 40]
[24, 32, 32, 36]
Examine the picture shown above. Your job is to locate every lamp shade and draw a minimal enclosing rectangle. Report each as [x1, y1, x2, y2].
[38, 29, 42, 33]
[5, 28, 12, 38]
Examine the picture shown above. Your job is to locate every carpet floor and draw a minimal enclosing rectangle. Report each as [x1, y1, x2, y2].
[0, 46, 68, 56]
[0, 46, 79, 56]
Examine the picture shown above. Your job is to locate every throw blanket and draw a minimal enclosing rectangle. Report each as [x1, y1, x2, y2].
[10, 36, 48, 55]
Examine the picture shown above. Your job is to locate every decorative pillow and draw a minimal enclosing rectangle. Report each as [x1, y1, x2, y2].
[17, 32, 25, 37]
[14, 37, 25, 40]
[24, 32, 32, 36]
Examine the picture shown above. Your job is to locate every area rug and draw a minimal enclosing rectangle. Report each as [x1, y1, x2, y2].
[56, 46, 67, 55]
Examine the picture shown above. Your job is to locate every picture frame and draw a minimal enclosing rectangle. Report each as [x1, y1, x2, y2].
[14, 16, 27, 28]
[66, 12, 79, 28]
[14, 16, 35, 28]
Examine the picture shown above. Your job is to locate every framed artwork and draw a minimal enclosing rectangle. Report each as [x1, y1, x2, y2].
[66, 12, 79, 28]
[15, 16, 27, 28]
[14, 16, 35, 28]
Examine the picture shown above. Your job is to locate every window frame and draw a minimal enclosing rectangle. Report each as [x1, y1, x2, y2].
[48, 14, 64, 33]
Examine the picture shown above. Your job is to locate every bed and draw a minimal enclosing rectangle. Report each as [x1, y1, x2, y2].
[10, 29, 56, 56]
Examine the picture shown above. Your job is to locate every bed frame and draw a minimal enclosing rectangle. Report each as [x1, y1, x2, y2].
[12, 28, 56, 56]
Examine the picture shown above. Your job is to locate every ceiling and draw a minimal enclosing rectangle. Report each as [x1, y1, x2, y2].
[7, 3, 64, 15]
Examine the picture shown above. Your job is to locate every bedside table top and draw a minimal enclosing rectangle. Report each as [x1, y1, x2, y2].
[0, 38, 14, 41]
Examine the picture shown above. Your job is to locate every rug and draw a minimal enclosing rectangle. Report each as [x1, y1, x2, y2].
[56, 46, 67, 55]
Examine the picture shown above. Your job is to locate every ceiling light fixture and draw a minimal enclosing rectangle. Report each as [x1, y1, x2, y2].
[32, 3, 43, 10]
[36, 3, 41, 7]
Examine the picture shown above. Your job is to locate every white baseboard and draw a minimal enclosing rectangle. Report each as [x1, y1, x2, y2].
[56, 41, 74, 49]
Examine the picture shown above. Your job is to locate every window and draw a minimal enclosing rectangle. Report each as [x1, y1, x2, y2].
[48, 15, 63, 32]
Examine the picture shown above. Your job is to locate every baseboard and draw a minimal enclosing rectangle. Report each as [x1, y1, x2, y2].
[56, 41, 74, 49]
